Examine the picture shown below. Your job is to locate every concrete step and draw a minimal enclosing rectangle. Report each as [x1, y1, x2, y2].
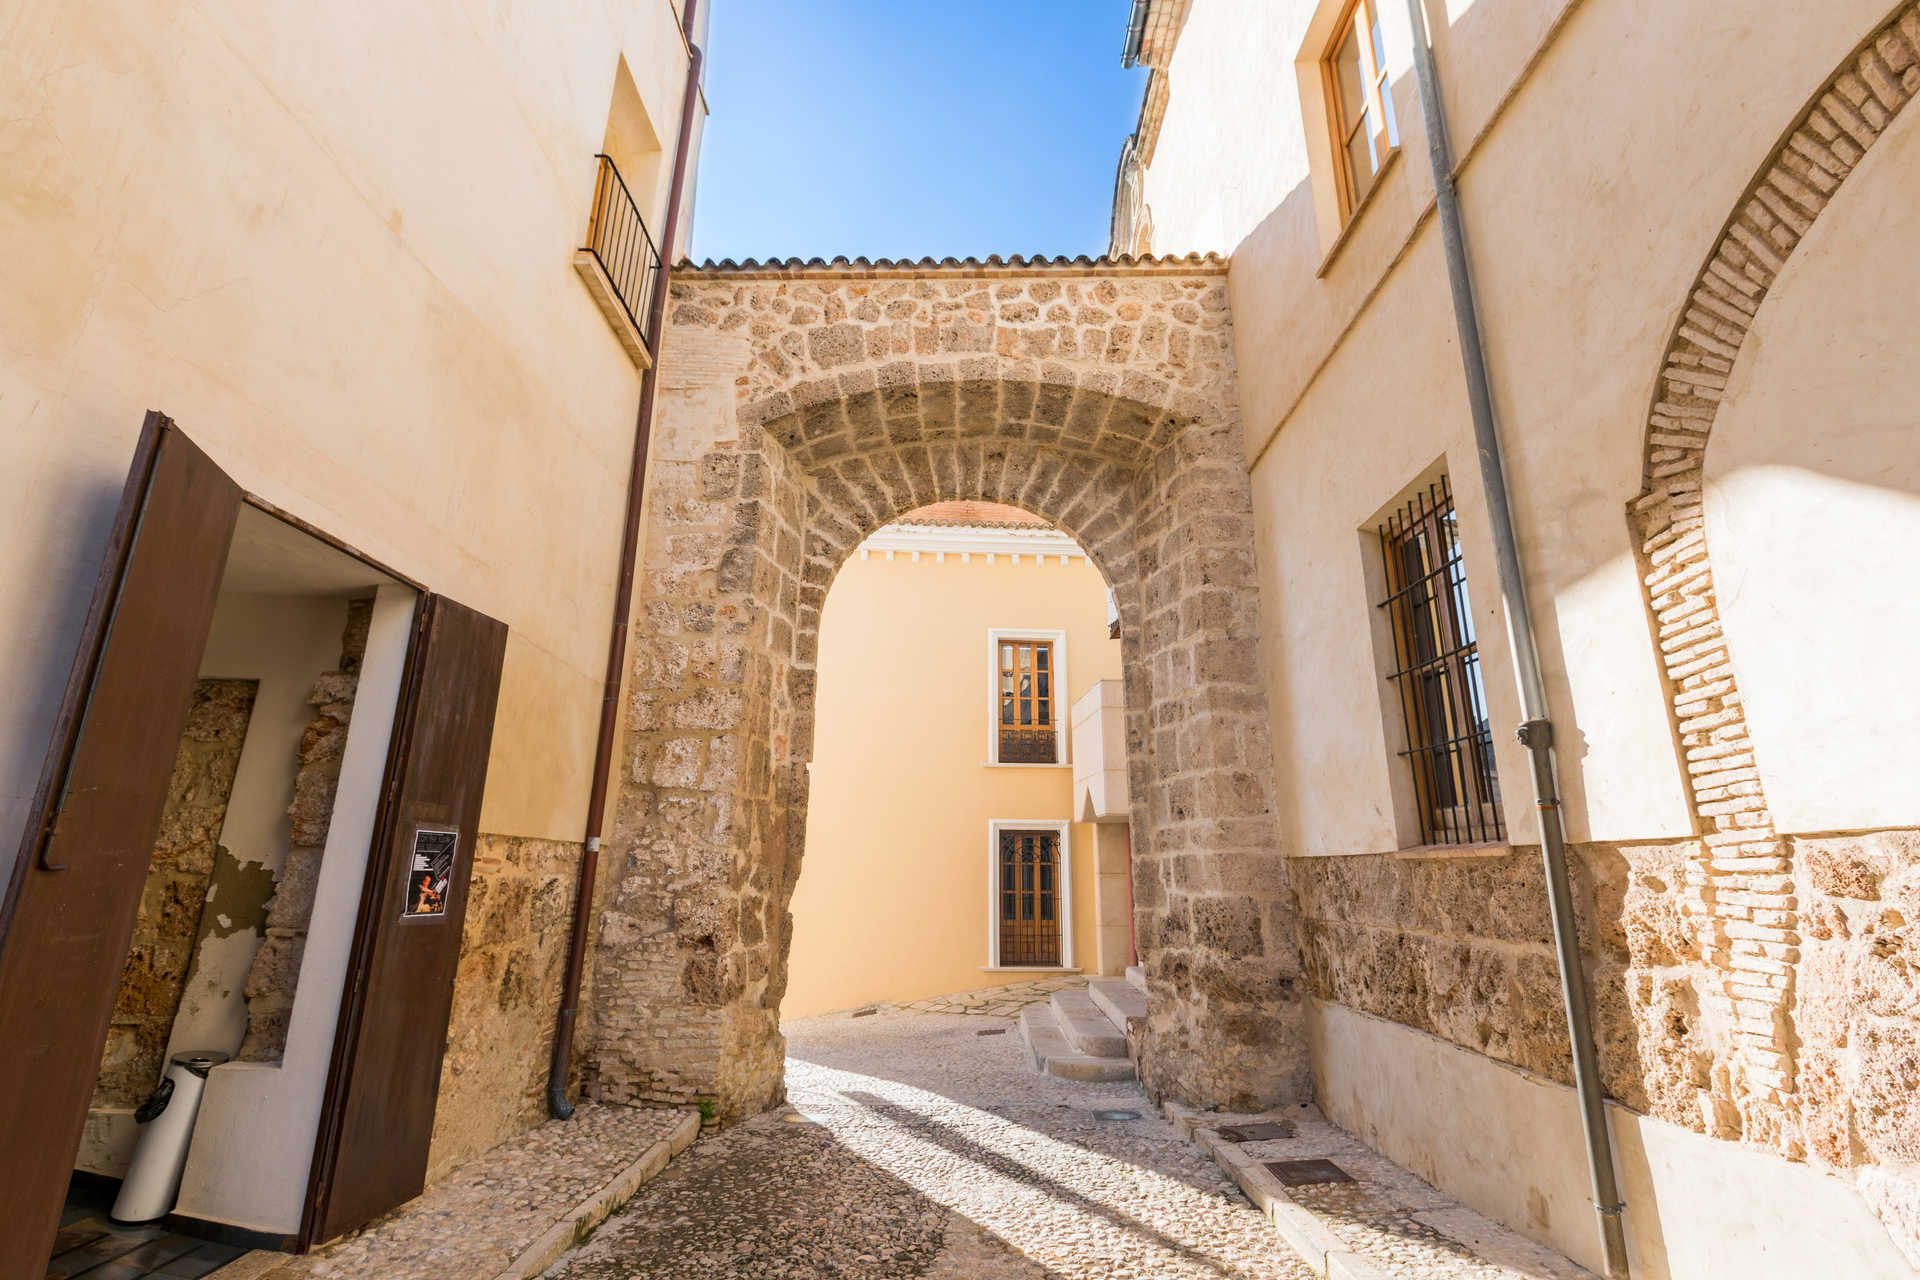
[1088, 977, 1147, 1030]
[1051, 988, 1128, 1058]
[1125, 964, 1146, 992]
[1017, 1004, 1135, 1083]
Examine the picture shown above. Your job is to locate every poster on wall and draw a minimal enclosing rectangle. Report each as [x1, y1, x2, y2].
[403, 829, 457, 918]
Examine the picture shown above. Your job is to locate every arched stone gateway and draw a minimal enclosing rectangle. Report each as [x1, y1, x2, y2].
[1629, 4, 1920, 1154]
[580, 255, 1307, 1121]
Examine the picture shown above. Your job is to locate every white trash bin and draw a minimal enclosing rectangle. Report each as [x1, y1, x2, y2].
[111, 1050, 229, 1224]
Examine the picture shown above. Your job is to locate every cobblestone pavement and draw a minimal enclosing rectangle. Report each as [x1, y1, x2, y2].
[235, 1104, 692, 1280]
[891, 975, 1086, 1017]
[543, 1007, 1311, 1279]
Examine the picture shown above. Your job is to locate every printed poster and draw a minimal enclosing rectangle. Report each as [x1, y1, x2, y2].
[403, 828, 457, 917]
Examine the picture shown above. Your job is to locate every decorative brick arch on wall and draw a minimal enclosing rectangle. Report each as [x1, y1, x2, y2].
[582, 256, 1307, 1122]
[1630, 5, 1920, 1152]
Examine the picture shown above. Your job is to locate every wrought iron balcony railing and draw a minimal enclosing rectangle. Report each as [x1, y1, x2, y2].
[575, 154, 662, 366]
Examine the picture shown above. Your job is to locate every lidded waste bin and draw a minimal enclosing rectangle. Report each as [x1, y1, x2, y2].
[111, 1050, 230, 1224]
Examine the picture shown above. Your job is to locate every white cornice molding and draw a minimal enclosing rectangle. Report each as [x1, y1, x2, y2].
[857, 522, 1089, 565]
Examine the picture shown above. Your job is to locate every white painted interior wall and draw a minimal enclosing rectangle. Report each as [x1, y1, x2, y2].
[175, 583, 416, 1234]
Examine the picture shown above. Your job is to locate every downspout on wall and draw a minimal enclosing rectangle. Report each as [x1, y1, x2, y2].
[1397, 1, 1632, 1276]
[549, 0, 705, 1120]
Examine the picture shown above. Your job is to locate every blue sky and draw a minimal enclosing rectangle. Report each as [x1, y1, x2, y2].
[689, 0, 1145, 263]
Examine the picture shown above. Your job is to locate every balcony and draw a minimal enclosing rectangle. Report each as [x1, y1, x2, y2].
[573, 154, 661, 368]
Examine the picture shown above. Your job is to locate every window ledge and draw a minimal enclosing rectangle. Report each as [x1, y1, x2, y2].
[1392, 839, 1513, 861]
[572, 250, 654, 370]
[983, 762, 1070, 769]
[980, 966, 1082, 973]
[1316, 145, 1402, 279]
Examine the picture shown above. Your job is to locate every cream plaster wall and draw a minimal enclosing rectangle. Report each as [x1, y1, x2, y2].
[1706, 98, 1920, 837]
[1142, 0, 1901, 860]
[0, 0, 704, 883]
[782, 546, 1123, 1020]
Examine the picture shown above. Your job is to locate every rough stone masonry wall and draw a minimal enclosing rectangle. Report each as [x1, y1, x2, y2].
[239, 598, 370, 1062]
[1294, 842, 1717, 1127]
[425, 834, 582, 1182]
[585, 260, 1304, 1121]
[91, 678, 257, 1110]
[1621, 4, 1920, 1260]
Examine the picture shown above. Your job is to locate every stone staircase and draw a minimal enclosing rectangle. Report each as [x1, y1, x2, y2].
[1017, 969, 1147, 1082]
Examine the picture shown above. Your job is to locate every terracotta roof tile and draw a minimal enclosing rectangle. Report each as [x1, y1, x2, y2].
[677, 250, 1226, 279]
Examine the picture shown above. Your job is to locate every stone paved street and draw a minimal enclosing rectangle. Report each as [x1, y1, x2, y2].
[892, 976, 1088, 1017]
[543, 1007, 1311, 1279]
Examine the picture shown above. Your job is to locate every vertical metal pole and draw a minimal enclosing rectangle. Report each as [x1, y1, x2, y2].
[1397, 2, 1631, 1275]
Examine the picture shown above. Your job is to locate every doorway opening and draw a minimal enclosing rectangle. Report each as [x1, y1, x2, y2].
[62, 503, 417, 1256]
[5, 418, 508, 1279]
[780, 502, 1133, 1024]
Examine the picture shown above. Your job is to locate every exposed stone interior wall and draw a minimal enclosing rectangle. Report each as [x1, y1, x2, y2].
[239, 597, 370, 1062]
[425, 833, 581, 1182]
[585, 259, 1303, 1122]
[91, 678, 257, 1109]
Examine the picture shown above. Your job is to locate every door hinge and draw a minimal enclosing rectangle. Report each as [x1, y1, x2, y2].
[36, 811, 68, 872]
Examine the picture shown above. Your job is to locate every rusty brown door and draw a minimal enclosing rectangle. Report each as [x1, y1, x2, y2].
[302, 595, 507, 1246]
[0, 414, 242, 1278]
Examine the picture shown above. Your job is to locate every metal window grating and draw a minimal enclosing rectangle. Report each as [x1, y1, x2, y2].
[998, 829, 1061, 966]
[581, 154, 663, 350]
[1377, 475, 1504, 846]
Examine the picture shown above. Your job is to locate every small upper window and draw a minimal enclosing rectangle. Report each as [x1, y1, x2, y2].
[1376, 475, 1503, 845]
[1324, 0, 1399, 220]
[998, 639, 1057, 763]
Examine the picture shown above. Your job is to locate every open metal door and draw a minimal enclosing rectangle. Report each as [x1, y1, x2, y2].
[0, 414, 242, 1278]
[302, 595, 507, 1246]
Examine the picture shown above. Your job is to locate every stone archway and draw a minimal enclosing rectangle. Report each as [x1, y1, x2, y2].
[1629, 3, 1920, 1151]
[582, 256, 1306, 1122]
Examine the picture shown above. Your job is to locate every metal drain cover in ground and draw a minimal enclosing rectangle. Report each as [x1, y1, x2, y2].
[1264, 1158, 1353, 1186]
[1217, 1121, 1296, 1143]
[1094, 1109, 1142, 1121]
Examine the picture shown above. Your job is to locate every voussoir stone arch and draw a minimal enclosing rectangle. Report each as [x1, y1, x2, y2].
[582, 256, 1308, 1123]
[1630, 3, 1920, 1154]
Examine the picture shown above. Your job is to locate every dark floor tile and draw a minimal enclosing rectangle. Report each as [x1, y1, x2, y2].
[112, 1237, 204, 1269]
[68, 1264, 150, 1280]
[47, 1234, 141, 1274]
[151, 1244, 245, 1279]
[50, 1224, 111, 1255]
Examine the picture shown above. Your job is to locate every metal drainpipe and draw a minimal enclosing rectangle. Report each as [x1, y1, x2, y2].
[1398, 2, 1631, 1275]
[548, 0, 705, 1120]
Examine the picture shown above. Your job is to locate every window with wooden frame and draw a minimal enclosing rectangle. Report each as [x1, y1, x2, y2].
[997, 828, 1063, 967]
[1376, 475, 1504, 846]
[997, 638, 1057, 763]
[1323, 0, 1399, 221]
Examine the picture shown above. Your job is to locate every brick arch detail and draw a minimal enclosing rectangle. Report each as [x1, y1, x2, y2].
[1630, 4, 1920, 1147]
[583, 266, 1307, 1123]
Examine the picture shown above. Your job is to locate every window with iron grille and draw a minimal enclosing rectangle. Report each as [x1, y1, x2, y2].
[997, 639, 1057, 763]
[1376, 476, 1504, 845]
